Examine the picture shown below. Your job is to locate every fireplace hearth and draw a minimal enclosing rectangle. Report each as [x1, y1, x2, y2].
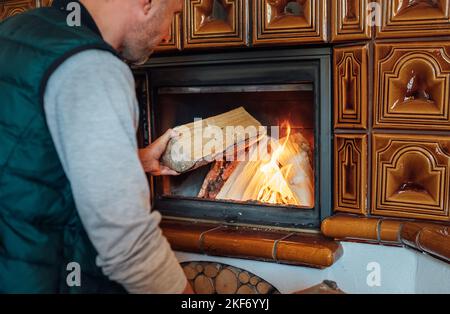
[135, 48, 332, 230]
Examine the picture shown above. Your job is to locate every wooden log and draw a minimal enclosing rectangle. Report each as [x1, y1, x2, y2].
[249, 276, 261, 286]
[204, 263, 221, 278]
[215, 268, 239, 294]
[195, 263, 204, 273]
[194, 275, 215, 294]
[216, 133, 314, 207]
[276, 133, 314, 207]
[198, 161, 240, 199]
[216, 140, 269, 201]
[236, 284, 257, 294]
[183, 265, 198, 281]
[226, 266, 241, 275]
[161, 107, 264, 173]
[256, 282, 272, 294]
[238, 271, 250, 284]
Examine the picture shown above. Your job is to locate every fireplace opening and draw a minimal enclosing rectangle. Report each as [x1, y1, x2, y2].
[137, 48, 332, 229]
[155, 84, 315, 209]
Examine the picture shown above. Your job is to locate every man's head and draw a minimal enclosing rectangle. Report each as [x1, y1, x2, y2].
[81, 0, 183, 65]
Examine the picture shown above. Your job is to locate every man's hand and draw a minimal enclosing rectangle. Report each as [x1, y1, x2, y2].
[139, 129, 180, 176]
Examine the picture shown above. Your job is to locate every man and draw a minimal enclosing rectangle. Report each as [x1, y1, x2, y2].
[0, 0, 193, 293]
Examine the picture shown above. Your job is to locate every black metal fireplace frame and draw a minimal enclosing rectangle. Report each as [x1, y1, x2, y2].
[136, 47, 332, 230]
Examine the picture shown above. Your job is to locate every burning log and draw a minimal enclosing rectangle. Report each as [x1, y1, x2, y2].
[215, 143, 267, 202]
[276, 132, 314, 206]
[214, 132, 314, 208]
[161, 107, 264, 173]
[198, 160, 240, 199]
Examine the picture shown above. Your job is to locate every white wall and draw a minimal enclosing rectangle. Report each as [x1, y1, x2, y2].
[415, 253, 450, 294]
[175, 242, 450, 294]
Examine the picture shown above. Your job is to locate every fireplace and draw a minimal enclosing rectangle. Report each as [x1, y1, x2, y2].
[135, 48, 332, 230]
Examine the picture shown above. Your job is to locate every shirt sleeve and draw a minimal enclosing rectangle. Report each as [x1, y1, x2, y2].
[43, 49, 187, 294]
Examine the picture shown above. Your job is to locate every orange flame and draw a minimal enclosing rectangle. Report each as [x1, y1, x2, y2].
[256, 122, 297, 205]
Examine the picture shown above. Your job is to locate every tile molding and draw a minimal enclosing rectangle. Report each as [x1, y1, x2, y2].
[161, 219, 343, 269]
[321, 214, 450, 263]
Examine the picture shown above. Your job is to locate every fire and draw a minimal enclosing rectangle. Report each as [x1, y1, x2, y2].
[214, 122, 314, 208]
[256, 123, 298, 206]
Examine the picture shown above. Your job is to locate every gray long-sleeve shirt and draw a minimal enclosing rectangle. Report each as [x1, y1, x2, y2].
[43, 49, 187, 294]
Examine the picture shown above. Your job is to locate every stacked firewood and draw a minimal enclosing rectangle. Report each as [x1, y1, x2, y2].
[181, 262, 279, 294]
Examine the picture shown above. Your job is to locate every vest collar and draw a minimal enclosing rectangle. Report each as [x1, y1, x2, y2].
[51, 0, 102, 38]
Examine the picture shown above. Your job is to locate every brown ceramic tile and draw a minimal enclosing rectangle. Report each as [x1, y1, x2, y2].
[331, 0, 372, 42]
[161, 219, 217, 253]
[162, 220, 343, 268]
[253, 0, 327, 46]
[334, 134, 368, 214]
[334, 45, 369, 130]
[373, 42, 450, 130]
[376, 0, 450, 39]
[183, 0, 249, 49]
[400, 222, 450, 262]
[321, 215, 380, 241]
[275, 233, 343, 268]
[418, 226, 450, 262]
[202, 226, 285, 261]
[155, 13, 182, 52]
[379, 219, 403, 243]
[372, 134, 450, 221]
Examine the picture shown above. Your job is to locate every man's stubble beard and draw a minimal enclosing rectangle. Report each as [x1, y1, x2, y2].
[120, 39, 154, 66]
[121, 24, 158, 66]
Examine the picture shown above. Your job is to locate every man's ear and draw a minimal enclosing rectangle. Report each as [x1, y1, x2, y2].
[138, 0, 152, 15]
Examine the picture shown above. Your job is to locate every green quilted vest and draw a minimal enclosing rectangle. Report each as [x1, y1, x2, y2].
[0, 6, 126, 293]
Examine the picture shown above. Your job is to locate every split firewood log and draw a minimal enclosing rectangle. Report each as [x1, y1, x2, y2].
[216, 140, 270, 201]
[161, 107, 264, 173]
[276, 132, 314, 207]
[216, 133, 314, 207]
[198, 160, 240, 199]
